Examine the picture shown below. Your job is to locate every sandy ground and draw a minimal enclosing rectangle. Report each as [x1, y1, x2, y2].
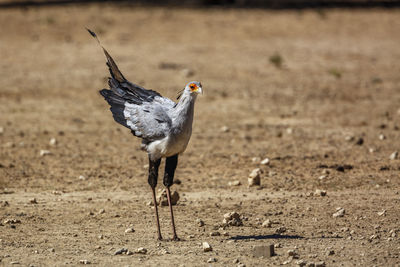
[1, 4, 400, 266]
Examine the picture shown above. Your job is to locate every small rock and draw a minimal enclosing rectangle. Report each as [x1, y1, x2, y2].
[196, 218, 205, 227]
[223, 212, 243, 226]
[126, 250, 133, 255]
[49, 138, 57, 146]
[318, 175, 327, 180]
[79, 260, 91, 264]
[389, 151, 398, 160]
[210, 231, 220, 236]
[262, 219, 272, 228]
[307, 262, 316, 267]
[275, 226, 286, 234]
[379, 134, 386, 140]
[344, 135, 354, 142]
[114, 248, 128, 255]
[40, 150, 51, 156]
[377, 210, 386, 216]
[49, 248, 55, 252]
[29, 198, 38, 204]
[252, 157, 261, 163]
[78, 175, 86, 180]
[137, 247, 147, 254]
[369, 148, 375, 153]
[296, 260, 307, 266]
[287, 249, 299, 258]
[98, 235, 104, 239]
[315, 262, 326, 267]
[98, 209, 105, 214]
[228, 180, 241, 186]
[221, 126, 230, 133]
[248, 168, 262, 186]
[253, 244, 274, 257]
[325, 250, 335, 256]
[202, 242, 212, 252]
[355, 137, 364, 145]
[0, 126, 3, 135]
[125, 227, 135, 233]
[260, 158, 270, 165]
[3, 142, 15, 148]
[158, 189, 180, 206]
[333, 208, 345, 218]
[314, 189, 327, 197]
[4, 218, 21, 224]
[207, 257, 217, 263]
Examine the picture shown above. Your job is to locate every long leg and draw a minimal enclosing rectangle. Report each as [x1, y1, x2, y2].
[148, 156, 162, 240]
[163, 154, 179, 240]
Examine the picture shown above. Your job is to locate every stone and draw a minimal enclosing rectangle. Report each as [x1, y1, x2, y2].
[275, 226, 287, 234]
[49, 138, 57, 146]
[287, 249, 299, 258]
[332, 208, 345, 218]
[196, 218, 205, 227]
[40, 150, 51, 156]
[29, 198, 38, 204]
[253, 244, 274, 257]
[223, 212, 243, 226]
[262, 219, 272, 228]
[79, 260, 91, 264]
[260, 158, 270, 165]
[379, 134, 386, 140]
[207, 257, 217, 263]
[202, 242, 212, 252]
[98, 209, 105, 214]
[221, 126, 230, 133]
[210, 231, 220, 236]
[248, 168, 262, 186]
[3, 218, 21, 224]
[125, 228, 135, 233]
[158, 189, 180, 206]
[314, 189, 327, 196]
[79, 175, 86, 180]
[114, 248, 128, 255]
[315, 261, 326, 267]
[389, 151, 398, 160]
[228, 180, 241, 186]
[0, 127, 3, 135]
[377, 210, 386, 216]
[326, 250, 335, 256]
[296, 260, 307, 266]
[137, 247, 147, 254]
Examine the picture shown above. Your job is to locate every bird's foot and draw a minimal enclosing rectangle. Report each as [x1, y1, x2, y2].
[172, 235, 180, 241]
[157, 235, 163, 241]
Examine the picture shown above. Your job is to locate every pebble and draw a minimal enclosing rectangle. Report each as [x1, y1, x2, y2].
[158, 189, 180, 206]
[49, 138, 57, 146]
[39, 150, 51, 156]
[114, 248, 128, 255]
[326, 250, 335, 256]
[3, 218, 21, 224]
[260, 158, 270, 165]
[248, 168, 262, 186]
[262, 219, 272, 228]
[207, 257, 217, 263]
[275, 226, 287, 234]
[98, 209, 105, 214]
[79, 175, 86, 180]
[29, 198, 38, 204]
[202, 242, 212, 252]
[287, 249, 299, 258]
[3, 142, 14, 148]
[318, 175, 327, 180]
[315, 261, 326, 267]
[296, 260, 307, 266]
[0, 126, 3, 135]
[196, 218, 205, 227]
[355, 137, 364, 145]
[210, 231, 220, 236]
[79, 260, 91, 264]
[223, 212, 243, 226]
[125, 227, 135, 233]
[389, 151, 398, 160]
[332, 208, 345, 218]
[228, 180, 241, 186]
[379, 134, 386, 140]
[221, 126, 230, 133]
[377, 210, 386, 216]
[252, 157, 261, 163]
[314, 189, 327, 197]
[137, 247, 147, 254]
[253, 244, 274, 257]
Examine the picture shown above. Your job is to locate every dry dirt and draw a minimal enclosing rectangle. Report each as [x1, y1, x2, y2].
[1, 4, 400, 266]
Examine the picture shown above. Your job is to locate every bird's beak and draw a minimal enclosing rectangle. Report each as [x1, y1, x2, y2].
[197, 87, 203, 95]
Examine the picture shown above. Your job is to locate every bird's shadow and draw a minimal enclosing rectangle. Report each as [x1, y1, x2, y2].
[229, 234, 304, 240]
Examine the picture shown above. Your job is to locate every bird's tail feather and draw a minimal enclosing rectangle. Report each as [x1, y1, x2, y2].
[99, 89, 129, 129]
[87, 28, 126, 83]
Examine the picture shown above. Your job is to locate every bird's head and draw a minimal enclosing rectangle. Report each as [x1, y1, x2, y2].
[185, 81, 203, 95]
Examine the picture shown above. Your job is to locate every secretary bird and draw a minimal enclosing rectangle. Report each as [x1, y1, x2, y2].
[88, 29, 202, 240]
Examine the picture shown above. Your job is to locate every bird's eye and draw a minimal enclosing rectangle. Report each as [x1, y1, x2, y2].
[189, 84, 196, 90]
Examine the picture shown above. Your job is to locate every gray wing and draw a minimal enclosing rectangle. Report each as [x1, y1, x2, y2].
[90, 29, 176, 140]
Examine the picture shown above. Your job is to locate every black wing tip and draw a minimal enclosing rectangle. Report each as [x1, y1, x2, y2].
[99, 89, 111, 98]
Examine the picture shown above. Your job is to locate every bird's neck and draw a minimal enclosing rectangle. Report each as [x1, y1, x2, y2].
[173, 92, 196, 126]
